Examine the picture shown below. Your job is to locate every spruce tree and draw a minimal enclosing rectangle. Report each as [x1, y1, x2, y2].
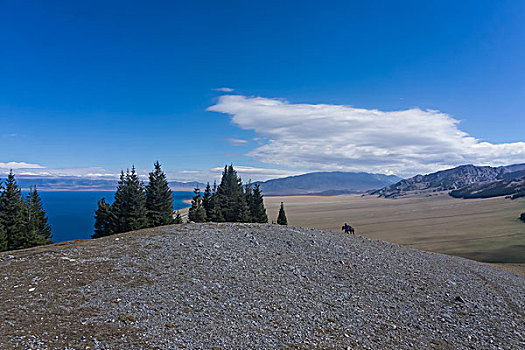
[202, 182, 213, 221]
[0, 171, 29, 249]
[188, 187, 207, 222]
[25, 186, 53, 245]
[251, 184, 268, 223]
[245, 180, 254, 222]
[125, 166, 148, 231]
[209, 181, 223, 222]
[0, 179, 6, 251]
[112, 167, 148, 233]
[0, 219, 6, 251]
[111, 171, 127, 233]
[277, 202, 288, 225]
[93, 198, 114, 238]
[215, 165, 250, 222]
[145, 161, 174, 227]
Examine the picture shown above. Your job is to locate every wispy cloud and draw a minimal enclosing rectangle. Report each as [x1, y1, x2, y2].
[0, 160, 300, 184]
[0, 162, 119, 178]
[210, 166, 301, 178]
[213, 87, 234, 92]
[0, 161, 45, 169]
[226, 138, 249, 146]
[172, 166, 302, 183]
[208, 95, 525, 176]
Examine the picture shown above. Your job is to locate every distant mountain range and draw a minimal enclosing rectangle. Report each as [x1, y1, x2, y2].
[8, 172, 401, 195]
[169, 181, 206, 191]
[13, 164, 525, 199]
[10, 175, 204, 192]
[254, 172, 401, 196]
[372, 163, 525, 199]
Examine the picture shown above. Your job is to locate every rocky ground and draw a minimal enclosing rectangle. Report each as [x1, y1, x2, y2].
[0, 223, 523, 349]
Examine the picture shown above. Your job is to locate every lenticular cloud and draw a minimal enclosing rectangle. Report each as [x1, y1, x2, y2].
[208, 95, 525, 176]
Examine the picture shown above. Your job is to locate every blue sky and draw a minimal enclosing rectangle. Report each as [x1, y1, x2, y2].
[1, 0, 524, 181]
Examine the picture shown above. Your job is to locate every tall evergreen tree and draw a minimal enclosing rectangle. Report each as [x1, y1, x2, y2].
[111, 171, 127, 233]
[124, 166, 148, 231]
[520, 212, 525, 223]
[209, 181, 223, 222]
[214, 165, 250, 222]
[92, 198, 114, 238]
[25, 186, 53, 245]
[245, 180, 254, 222]
[0, 171, 29, 249]
[145, 161, 174, 227]
[251, 184, 268, 223]
[202, 182, 213, 221]
[0, 179, 6, 251]
[277, 202, 288, 225]
[188, 187, 207, 222]
[0, 218, 6, 251]
[112, 167, 148, 233]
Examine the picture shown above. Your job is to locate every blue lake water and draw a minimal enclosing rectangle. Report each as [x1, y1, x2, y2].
[27, 191, 193, 243]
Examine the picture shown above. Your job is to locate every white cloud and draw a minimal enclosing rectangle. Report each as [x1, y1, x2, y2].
[0, 162, 119, 178]
[172, 166, 303, 183]
[213, 87, 234, 92]
[208, 95, 525, 176]
[211, 166, 301, 178]
[226, 138, 249, 146]
[0, 161, 45, 169]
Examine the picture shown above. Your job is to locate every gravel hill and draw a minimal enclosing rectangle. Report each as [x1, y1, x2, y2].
[1, 223, 523, 349]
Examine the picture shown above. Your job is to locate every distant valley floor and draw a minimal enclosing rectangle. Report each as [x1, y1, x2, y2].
[264, 192, 525, 266]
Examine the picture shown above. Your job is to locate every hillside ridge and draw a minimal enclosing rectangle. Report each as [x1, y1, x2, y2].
[372, 163, 525, 198]
[1, 223, 523, 349]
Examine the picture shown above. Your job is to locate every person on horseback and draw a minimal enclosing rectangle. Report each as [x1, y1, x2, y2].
[342, 223, 355, 235]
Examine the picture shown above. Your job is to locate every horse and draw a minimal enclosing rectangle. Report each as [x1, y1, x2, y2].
[342, 223, 355, 235]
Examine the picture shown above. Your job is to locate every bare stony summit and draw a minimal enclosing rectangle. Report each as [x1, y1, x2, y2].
[1, 223, 523, 349]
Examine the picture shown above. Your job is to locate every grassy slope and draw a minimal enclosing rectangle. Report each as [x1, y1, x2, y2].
[264, 192, 525, 264]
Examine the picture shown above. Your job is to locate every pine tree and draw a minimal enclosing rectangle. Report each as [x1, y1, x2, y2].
[145, 161, 174, 227]
[188, 187, 207, 222]
[277, 202, 288, 225]
[202, 182, 213, 221]
[0, 219, 6, 251]
[209, 181, 223, 222]
[125, 166, 148, 231]
[0, 171, 29, 249]
[214, 165, 250, 222]
[245, 180, 254, 222]
[111, 171, 127, 233]
[112, 167, 148, 233]
[174, 211, 183, 224]
[25, 186, 53, 245]
[251, 184, 268, 223]
[520, 212, 525, 223]
[0, 179, 6, 251]
[92, 198, 114, 238]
